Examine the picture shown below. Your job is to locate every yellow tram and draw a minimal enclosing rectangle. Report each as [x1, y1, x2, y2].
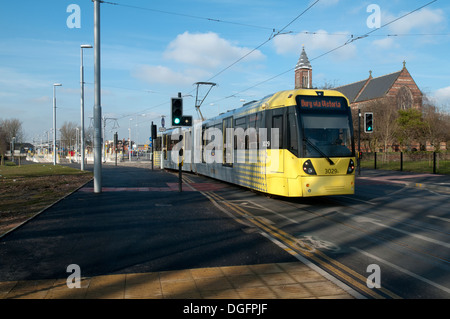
[160, 89, 356, 197]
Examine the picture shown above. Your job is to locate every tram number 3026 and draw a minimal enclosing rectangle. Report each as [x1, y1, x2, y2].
[324, 168, 338, 175]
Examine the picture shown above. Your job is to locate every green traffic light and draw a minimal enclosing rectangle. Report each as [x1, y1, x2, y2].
[174, 118, 181, 125]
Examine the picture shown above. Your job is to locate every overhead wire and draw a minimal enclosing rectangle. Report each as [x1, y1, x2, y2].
[206, 0, 320, 82]
[105, 0, 321, 121]
[101, 0, 318, 122]
[209, 0, 440, 104]
[102, 1, 280, 32]
[101, 0, 441, 121]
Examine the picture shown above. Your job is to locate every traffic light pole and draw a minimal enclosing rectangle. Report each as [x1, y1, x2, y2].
[114, 132, 118, 166]
[151, 121, 155, 171]
[178, 127, 182, 192]
[358, 109, 361, 176]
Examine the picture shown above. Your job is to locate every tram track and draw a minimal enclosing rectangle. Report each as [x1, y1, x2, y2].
[179, 174, 399, 298]
[279, 196, 450, 266]
[179, 171, 450, 298]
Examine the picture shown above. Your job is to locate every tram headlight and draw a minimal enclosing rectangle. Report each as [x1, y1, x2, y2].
[303, 160, 317, 175]
[347, 159, 355, 174]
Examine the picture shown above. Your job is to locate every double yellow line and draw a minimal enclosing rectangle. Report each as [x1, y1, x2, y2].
[181, 174, 401, 299]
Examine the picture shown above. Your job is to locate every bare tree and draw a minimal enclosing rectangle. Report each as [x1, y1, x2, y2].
[422, 97, 450, 151]
[60, 121, 78, 151]
[372, 98, 399, 152]
[0, 118, 24, 144]
[318, 79, 340, 90]
[0, 124, 7, 164]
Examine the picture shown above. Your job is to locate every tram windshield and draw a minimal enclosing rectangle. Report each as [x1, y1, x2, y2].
[301, 114, 354, 158]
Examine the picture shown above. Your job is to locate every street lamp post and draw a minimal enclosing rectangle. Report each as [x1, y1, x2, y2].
[53, 83, 62, 165]
[93, 0, 102, 193]
[80, 44, 92, 171]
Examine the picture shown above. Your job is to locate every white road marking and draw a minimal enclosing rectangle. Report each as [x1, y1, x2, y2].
[427, 215, 450, 223]
[340, 213, 450, 249]
[352, 247, 450, 295]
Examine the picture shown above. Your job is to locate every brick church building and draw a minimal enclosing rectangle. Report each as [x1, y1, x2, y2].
[294, 46, 423, 111]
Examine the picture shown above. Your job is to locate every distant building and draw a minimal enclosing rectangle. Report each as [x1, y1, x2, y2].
[294, 47, 423, 110]
[333, 61, 423, 110]
[294, 46, 312, 89]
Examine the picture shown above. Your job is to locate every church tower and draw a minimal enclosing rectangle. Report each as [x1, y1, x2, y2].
[295, 46, 312, 89]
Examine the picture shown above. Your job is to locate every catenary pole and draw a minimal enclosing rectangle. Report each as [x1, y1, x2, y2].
[53, 83, 62, 165]
[80, 44, 92, 171]
[93, 0, 102, 193]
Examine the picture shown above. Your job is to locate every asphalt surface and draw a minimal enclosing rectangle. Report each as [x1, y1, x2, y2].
[0, 161, 449, 300]
[0, 163, 296, 282]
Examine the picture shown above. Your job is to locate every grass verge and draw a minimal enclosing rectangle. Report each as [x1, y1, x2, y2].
[0, 163, 93, 237]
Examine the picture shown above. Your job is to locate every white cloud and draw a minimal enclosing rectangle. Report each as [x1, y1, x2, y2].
[0, 67, 49, 90]
[372, 37, 399, 49]
[29, 96, 51, 104]
[273, 30, 357, 60]
[163, 31, 264, 69]
[132, 65, 206, 86]
[132, 31, 266, 86]
[385, 8, 445, 34]
[433, 86, 450, 106]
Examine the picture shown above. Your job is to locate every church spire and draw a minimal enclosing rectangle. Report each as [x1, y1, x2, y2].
[296, 45, 312, 70]
[295, 46, 312, 89]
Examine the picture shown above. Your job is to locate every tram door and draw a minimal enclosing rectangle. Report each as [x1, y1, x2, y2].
[268, 109, 284, 173]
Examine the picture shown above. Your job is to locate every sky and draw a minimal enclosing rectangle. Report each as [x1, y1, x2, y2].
[1, 0, 449, 145]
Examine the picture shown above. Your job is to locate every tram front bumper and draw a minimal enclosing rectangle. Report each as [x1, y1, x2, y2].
[300, 174, 355, 197]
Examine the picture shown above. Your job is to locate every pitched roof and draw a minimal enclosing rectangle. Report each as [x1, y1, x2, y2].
[355, 71, 402, 102]
[334, 70, 402, 103]
[333, 79, 368, 103]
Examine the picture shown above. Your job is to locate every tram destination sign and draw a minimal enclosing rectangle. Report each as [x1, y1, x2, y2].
[297, 96, 347, 111]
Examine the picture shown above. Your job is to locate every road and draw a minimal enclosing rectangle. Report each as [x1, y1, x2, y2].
[0, 162, 448, 299]
[195, 171, 450, 299]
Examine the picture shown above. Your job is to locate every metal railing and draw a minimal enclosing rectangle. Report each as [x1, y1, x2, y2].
[360, 151, 450, 174]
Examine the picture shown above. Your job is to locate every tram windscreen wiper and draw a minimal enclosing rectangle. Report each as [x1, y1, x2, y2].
[303, 137, 335, 165]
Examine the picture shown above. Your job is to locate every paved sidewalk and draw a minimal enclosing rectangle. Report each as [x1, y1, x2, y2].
[0, 262, 354, 299]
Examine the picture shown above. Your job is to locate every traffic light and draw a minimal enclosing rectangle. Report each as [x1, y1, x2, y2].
[171, 97, 183, 126]
[113, 132, 118, 150]
[180, 116, 192, 126]
[151, 124, 157, 140]
[364, 112, 373, 133]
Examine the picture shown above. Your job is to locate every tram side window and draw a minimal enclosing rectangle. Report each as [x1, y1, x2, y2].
[200, 125, 206, 163]
[248, 113, 260, 150]
[234, 116, 247, 163]
[202, 123, 221, 163]
[234, 116, 246, 150]
[223, 117, 233, 167]
[287, 108, 299, 157]
[272, 115, 283, 150]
